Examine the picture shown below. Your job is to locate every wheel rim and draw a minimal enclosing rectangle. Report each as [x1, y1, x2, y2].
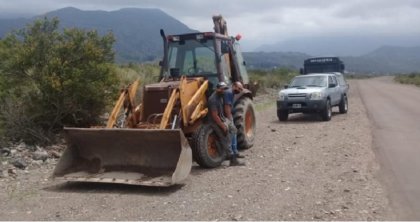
[207, 133, 218, 158]
[328, 102, 332, 117]
[345, 98, 348, 111]
[245, 109, 254, 137]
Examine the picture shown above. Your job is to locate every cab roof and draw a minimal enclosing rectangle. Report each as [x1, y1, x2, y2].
[167, 32, 231, 42]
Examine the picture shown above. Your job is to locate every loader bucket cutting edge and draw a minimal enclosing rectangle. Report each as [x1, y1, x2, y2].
[52, 128, 192, 187]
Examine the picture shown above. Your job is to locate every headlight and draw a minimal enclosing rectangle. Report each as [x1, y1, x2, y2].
[278, 92, 286, 101]
[309, 92, 323, 100]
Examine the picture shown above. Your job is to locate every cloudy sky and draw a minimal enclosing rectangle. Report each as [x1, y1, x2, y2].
[1, 0, 420, 51]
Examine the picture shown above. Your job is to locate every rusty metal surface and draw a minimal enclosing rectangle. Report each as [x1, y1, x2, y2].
[53, 128, 192, 187]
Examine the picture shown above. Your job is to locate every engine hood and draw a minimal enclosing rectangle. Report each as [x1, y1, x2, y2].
[280, 87, 324, 94]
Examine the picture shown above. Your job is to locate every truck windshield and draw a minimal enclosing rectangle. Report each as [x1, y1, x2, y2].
[166, 39, 217, 77]
[290, 76, 327, 88]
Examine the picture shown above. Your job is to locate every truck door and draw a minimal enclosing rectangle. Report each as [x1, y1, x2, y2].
[328, 76, 339, 105]
[331, 76, 340, 105]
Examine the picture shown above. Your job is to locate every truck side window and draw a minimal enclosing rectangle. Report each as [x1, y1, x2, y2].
[337, 76, 346, 86]
[331, 76, 338, 85]
[328, 76, 333, 85]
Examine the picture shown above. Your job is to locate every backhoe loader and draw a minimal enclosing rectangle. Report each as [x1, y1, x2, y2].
[53, 15, 256, 187]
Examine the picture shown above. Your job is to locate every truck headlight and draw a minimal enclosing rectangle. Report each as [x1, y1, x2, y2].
[309, 92, 323, 100]
[278, 92, 286, 101]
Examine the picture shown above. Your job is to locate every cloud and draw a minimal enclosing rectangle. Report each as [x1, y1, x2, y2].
[1, 0, 420, 50]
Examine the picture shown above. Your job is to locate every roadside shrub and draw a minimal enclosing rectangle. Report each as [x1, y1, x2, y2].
[0, 17, 118, 145]
[345, 74, 373, 79]
[249, 68, 297, 94]
[112, 63, 160, 105]
[116, 63, 160, 87]
[395, 73, 420, 87]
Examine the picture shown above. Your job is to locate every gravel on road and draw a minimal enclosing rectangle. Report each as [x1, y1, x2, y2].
[0, 81, 395, 220]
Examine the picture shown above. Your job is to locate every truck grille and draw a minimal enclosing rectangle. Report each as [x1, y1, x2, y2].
[288, 93, 307, 98]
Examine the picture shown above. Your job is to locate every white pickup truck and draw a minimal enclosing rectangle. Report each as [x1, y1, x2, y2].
[276, 73, 349, 121]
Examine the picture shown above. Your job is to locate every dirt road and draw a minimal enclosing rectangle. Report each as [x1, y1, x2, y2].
[0, 83, 394, 220]
[357, 76, 420, 219]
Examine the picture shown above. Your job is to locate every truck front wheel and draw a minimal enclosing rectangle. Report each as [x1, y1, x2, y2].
[278, 110, 288, 121]
[321, 99, 332, 121]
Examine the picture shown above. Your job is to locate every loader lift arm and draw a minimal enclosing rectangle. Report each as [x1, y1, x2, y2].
[106, 79, 140, 128]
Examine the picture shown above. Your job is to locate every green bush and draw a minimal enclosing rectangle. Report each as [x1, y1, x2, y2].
[249, 68, 297, 94]
[116, 63, 160, 87]
[395, 73, 420, 87]
[345, 74, 373, 79]
[113, 63, 160, 105]
[0, 17, 118, 144]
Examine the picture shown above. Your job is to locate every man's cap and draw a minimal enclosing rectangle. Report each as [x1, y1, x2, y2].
[216, 81, 229, 89]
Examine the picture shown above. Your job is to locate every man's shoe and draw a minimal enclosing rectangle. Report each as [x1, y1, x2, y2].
[230, 157, 245, 166]
[236, 153, 245, 158]
[225, 153, 233, 161]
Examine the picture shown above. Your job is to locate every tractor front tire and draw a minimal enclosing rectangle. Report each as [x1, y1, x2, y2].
[234, 97, 256, 150]
[191, 123, 226, 168]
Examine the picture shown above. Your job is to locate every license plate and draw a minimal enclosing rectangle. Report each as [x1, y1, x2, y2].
[292, 104, 302, 108]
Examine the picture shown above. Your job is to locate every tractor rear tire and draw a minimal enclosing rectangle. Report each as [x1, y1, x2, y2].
[234, 97, 256, 150]
[191, 123, 226, 168]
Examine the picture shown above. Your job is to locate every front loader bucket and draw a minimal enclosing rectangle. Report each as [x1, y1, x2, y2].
[52, 128, 192, 187]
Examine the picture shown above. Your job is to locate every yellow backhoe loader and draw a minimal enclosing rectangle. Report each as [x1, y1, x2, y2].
[52, 15, 256, 187]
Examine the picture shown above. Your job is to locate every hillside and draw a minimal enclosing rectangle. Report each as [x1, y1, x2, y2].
[342, 46, 420, 74]
[243, 51, 310, 70]
[257, 36, 420, 57]
[244, 46, 420, 74]
[0, 7, 195, 62]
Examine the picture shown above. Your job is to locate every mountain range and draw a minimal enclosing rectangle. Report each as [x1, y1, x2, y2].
[257, 36, 420, 57]
[245, 46, 420, 74]
[0, 7, 195, 62]
[0, 7, 419, 74]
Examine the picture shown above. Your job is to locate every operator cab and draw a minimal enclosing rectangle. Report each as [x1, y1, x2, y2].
[160, 32, 249, 91]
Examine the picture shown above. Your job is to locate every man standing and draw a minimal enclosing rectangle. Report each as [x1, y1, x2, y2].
[207, 82, 244, 166]
[224, 82, 245, 160]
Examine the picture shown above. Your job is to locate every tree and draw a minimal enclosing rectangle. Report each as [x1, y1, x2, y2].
[0, 17, 118, 144]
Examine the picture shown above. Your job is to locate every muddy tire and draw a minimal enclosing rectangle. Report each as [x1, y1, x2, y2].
[339, 95, 348, 114]
[191, 123, 226, 168]
[234, 97, 256, 150]
[277, 110, 288, 121]
[321, 99, 332, 121]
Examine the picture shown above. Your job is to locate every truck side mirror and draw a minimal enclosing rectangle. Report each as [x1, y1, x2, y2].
[328, 83, 337, 88]
[299, 68, 304, 74]
[284, 84, 289, 89]
[159, 60, 163, 67]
